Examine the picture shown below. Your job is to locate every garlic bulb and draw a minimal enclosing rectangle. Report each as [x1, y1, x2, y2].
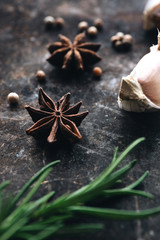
[143, 0, 160, 30]
[118, 34, 160, 112]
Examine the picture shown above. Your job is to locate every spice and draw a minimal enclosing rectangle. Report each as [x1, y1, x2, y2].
[118, 32, 160, 112]
[44, 16, 55, 29]
[25, 88, 88, 144]
[7, 92, 19, 105]
[94, 18, 103, 30]
[87, 26, 98, 37]
[143, 0, 160, 30]
[93, 66, 102, 77]
[55, 17, 64, 28]
[110, 32, 132, 52]
[47, 32, 101, 71]
[36, 70, 46, 82]
[78, 21, 88, 32]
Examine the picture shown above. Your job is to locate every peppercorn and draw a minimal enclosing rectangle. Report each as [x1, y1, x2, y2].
[7, 92, 19, 105]
[87, 26, 98, 37]
[110, 32, 133, 52]
[123, 34, 133, 43]
[78, 21, 88, 32]
[55, 17, 64, 28]
[44, 16, 55, 29]
[94, 18, 103, 30]
[93, 67, 102, 77]
[36, 70, 46, 82]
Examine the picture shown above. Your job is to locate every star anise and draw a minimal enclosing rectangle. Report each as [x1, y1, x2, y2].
[25, 88, 89, 144]
[47, 32, 101, 71]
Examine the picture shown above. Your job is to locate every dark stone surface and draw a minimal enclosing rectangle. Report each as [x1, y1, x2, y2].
[1, 0, 160, 239]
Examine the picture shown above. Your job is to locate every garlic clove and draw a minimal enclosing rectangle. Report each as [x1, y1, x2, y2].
[143, 0, 160, 30]
[118, 34, 160, 112]
[136, 51, 160, 105]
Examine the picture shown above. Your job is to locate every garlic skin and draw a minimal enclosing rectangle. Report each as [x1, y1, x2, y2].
[143, 0, 160, 30]
[118, 38, 160, 112]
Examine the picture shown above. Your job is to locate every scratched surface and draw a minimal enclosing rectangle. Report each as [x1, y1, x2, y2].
[1, 0, 160, 239]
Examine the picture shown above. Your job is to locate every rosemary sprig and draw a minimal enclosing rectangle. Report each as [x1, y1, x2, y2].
[0, 137, 160, 240]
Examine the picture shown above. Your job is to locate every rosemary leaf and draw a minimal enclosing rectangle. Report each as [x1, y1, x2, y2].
[24, 224, 63, 240]
[112, 146, 119, 163]
[125, 170, 149, 190]
[10, 160, 60, 210]
[97, 159, 137, 190]
[88, 137, 145, 190]
[0, 217, 28, 240]
[21, 168, 52, 205]
[0, 170, 53, 234]
[103, 170, 153, 199]
[16, 223, 63, 240]
[0, 181, 10, 192]
[69, 205, 160, 220]
[103, 189, 153, 199]
[56, 223, 104, 235]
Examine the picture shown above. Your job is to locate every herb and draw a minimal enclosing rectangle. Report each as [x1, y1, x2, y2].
[47, 33, 101, 71]
[25, 88, 88, 144]
[1, 138, 160, 240]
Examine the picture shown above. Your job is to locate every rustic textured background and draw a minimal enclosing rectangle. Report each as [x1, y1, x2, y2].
[1, 0, 160, 239]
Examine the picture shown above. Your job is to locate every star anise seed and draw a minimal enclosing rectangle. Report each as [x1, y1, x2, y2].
[47, 32, 101, 71]
[25, 88, 89, 144]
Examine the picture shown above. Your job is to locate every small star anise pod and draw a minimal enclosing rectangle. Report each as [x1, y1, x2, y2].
[25, 88, 89, 144]
[47, 32, 101, 71]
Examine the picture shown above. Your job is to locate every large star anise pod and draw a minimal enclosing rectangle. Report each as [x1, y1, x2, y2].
[25, 88, 88, 144]
[47, 32, 101, 71]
